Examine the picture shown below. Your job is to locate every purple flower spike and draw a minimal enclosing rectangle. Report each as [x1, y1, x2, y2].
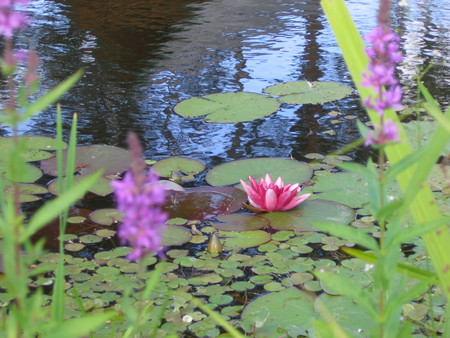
[361, 1, 403, 148]
[364, 119, 399, 147]
[111, 133, 168, 261]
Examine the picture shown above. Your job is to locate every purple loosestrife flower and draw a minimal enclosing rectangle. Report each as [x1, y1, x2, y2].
[361, 25, 403, 115]
[364, 119, 399, 147]
[0, 0, 29, 38]
[111, 133, 168, 261]
[361, 0, 403, 147]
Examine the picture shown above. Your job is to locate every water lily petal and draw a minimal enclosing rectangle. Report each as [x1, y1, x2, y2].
[274, 176, 284, 188]
[264, 188, 278, 211]
[240, 179, 265, 209]
[280, 193, 311, 211]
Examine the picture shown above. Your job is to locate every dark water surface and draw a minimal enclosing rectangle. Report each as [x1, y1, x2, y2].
[5, 0, 450, 167]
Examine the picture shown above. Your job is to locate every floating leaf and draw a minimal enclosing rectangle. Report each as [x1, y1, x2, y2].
[0, 161, 43, 183]
[403, 120, 450, 153]
[79, 234, 102, 244]
[48, 176, 113, 196]
[40, 144, 131, 177]
[211, 214, 269, 231]
[263, 81, 352, 105]
[302, 171, 399, 208]
[206, 157, 313, 187]
[89, 208, 123, 226]
[164, 187, 244, 221]
[218, 230, 271, 249]
[174, 92, 280, 123]
[152, 157, 205, 178]
[96, 229, 116, 238]
[65, 243, 85, 252]
[262, 199, 355, 232]
[162, 225, 192, 246]
[241, 287, 315, 336]
[2, 183, 48, 202]
[314, 293, 374, 336]
[1, 136, 66, 150]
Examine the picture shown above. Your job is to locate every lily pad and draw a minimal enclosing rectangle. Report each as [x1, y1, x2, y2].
[173, 92, 280, 123]
[314, 294, 374, 336]
[263, 81, 352, 105]
[302, 171, 399, 209]
[0, 161, 43, 183]
[162, 225, 192, 246]
[89, 208, 123, 226]
[262, 199, 356, 232]
[40, 144, 131, 177]
[241, 287, 315, 336]
[152, 157, 205, 178]
[206, 157, 313, 187]
[2, 136, 66, 150]
[218, 230, 271, 249]
[48, 176, 113, 196]
[3, 183, 48, 202]
[403, 120, 450, 153]
[163, 187, 245, 221]
[211, 214, 269, 231]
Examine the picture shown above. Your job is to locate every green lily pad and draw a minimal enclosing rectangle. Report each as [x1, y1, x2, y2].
[211, 214, 269, 231]
[218, 230, 271, 249]
[241, 287, 315, 336]
[262, 199, 356, 232]
[89, 208, 123, 226]
[65, 243, 85, 252]
[40, 144, 131, 177]
[0, 136, 66, 150]
[79, 234, 102, 244]
[152, 157, 205, 178]
[174, 92, 280, 123]
[2, 183, 48, 202]
[48, 175, 113, 196]
[206, 157, 313, 187]
[162, 225, 192, 246]
[314, 293, 374, 336]
[403, 120, 450, 153]
[263, 81, 352, 105]
[0, 161, 43, 183]
[302, 171, 399, 209]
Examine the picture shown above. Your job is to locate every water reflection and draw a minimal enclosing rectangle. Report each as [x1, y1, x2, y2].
[4, 0, 450, 168]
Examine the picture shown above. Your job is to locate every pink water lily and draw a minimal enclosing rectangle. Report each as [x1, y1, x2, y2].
[240, 174, 311, 212]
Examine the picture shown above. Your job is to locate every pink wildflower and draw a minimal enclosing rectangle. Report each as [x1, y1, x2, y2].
[111, 133, 167, 261]
[240, 174, 311, 212]
[364, 119, 399, 147]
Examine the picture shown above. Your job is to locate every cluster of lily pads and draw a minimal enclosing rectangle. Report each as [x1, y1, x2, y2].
[0, 116, 448, 336]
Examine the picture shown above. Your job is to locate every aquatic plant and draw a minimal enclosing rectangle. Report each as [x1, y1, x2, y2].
[240, 174, 311, 212]
[0, 0, 113, 335]
[112, 132, 168, 261]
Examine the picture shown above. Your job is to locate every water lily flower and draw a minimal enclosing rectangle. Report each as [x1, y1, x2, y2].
[240, 174, 311, 212]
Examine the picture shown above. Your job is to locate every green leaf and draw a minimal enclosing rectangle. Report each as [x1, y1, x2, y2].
[314, 270, 377, 318]
[241, 288, 315, 336]
[152, 157, 205, 177]
[321, 0, 450, 300]
[174, 92, 280, 123]
[22, 171, 103, 241]
[313, 221, 378, 251]
[263, 199, 356, 232]
[206, 157, 313, 187]
[387, 217, 450, 247]
[343, 248, 437, 282]
[45, 312, 115, 338]
[263, 81, 352, 105]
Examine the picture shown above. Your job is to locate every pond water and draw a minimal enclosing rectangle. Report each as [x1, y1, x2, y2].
[4, 0, 450, 168]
